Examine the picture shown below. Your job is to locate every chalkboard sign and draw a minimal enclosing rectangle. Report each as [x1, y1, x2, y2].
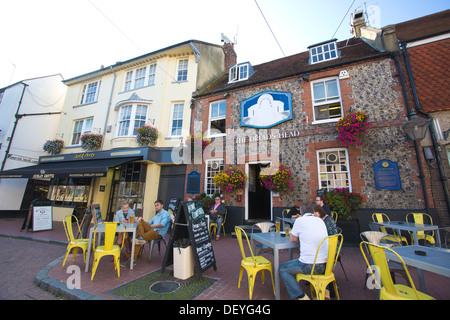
[162, 201, 217, 276]
[90, 204, 103, 224]
[373, 159, 403, 190]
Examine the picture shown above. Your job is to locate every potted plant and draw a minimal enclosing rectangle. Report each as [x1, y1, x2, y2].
[336, 111, 370, 146]
[259, 164, 294, 193]
[80, 132, 103, 151]
[43, 139, 64, 155]
[213, 165, 247, 192]
[324, 188, 363, 220]
[136, 124, 159, 146]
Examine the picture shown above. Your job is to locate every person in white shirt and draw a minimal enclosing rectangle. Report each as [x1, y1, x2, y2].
[279, 203, 329, 300]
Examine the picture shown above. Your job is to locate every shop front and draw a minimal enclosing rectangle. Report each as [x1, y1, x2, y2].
[0, 147, 186, 222]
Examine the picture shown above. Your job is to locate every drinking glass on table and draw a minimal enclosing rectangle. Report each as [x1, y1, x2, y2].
[275, 220, 281, 233]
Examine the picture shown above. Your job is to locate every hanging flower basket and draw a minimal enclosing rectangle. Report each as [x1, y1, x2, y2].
[81, 133, 103, 151]
[336, 111, 371, 146]
[43, 139, 64, 155]
[136, 125, 159, 146]
[323, 188, 363, 220]
[186, 133, 211, 158]
[259, 164, 294, 193]
[213, 165, 247, 192]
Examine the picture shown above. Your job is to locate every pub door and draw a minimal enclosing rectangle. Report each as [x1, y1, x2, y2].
[247, 163, 271, 221]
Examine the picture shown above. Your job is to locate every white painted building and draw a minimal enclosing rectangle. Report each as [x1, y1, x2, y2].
[0, 74, 66, 213]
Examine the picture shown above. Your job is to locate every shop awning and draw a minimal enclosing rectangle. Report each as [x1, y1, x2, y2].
[0, 157, 141, 179]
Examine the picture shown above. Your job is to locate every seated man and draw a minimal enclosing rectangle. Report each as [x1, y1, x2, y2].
[114, 201, 135, 255]
[121, 200, 171, 267]
[279, 203, 329, 300]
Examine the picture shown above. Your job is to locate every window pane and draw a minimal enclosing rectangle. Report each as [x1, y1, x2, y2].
[313, 82, 325, 101]
[318, 149, 350, 192]
[326, 79, 339, 98]
[134, 67, 146, 89]
[218, 101, 226, 117]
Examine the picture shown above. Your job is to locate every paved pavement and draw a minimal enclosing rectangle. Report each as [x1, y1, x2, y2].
[0, 217, 449, 302]
[0, 237, 65, 300]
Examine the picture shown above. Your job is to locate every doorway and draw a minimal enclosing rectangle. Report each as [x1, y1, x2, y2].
[246, 162, 272, 221]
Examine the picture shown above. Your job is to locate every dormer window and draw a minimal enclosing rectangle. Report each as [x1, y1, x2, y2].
[308, 40, 338, 64]
[228, 62, 254, 83]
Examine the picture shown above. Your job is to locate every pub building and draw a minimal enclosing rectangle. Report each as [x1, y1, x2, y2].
[184, 17, 447, 241]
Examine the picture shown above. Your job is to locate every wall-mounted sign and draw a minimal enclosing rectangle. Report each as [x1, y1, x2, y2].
[241, 91, 292, 129]
[373, 159, 402, 190]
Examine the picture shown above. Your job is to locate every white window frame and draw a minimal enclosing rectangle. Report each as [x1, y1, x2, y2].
[71, 118, 93, 145]
[311, 77, 343, 123]
[123, 63, 157, 92]
[317, 148, 352, 192]
[176, 59, 188, 82]
[169, 102, 184, 137]
[205, 159, 224, 196]
[80, 81, 100, 105]
[228, 62, 252, 83]
[309, 41, 338, 64]
[208, 100, 227, 138]
[115, 104, 148, 137]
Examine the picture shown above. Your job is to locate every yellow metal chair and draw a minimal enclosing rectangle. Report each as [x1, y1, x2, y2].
[281, 209, 290, 218]
[331, 211, 339, 223]
[359, 241, 434, 300]
[251, 222, 275, 255]
[91, 222, 126, 281]
[62, 215, 89, 268]
[234, 226, 275, 300]
[210, 209, 227, 237]
[360, 231, 411, 288]
[295, 234, 343, 300]
[406, 213, 436, 245]
[372, 213, 408, 245]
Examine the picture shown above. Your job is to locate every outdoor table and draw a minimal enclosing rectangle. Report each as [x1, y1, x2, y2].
[85, 222, 137, 272]
[376, 221, 441, 246]
[251, 231, 298, 300]
[385, 245, 450, 293]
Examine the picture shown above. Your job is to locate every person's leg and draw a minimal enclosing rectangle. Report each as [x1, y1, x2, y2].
[215, 217, 223, 240]
[137, 221, 161, 241]
[279, 259, 308, 299]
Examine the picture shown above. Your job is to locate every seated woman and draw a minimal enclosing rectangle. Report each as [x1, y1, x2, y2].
[313, 204, 338, 236]
[208, 196, 226, 241]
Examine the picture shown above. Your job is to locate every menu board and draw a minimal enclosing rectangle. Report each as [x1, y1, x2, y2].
[162, 201, 217, 275]
[184, 201, 216, 273]
[32, 206, 53, 231]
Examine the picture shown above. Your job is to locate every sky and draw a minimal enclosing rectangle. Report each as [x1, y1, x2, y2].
[0, 0, 448, 89]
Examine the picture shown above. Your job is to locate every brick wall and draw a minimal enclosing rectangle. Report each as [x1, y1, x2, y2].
[187, 57, 431, 213]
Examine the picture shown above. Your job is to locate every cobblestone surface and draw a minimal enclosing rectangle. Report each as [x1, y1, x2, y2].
[0, 236, 66, 300]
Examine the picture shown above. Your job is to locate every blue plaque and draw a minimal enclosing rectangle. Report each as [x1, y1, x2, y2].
[186, 171, 201, 194]
[373, 159, 402, 190]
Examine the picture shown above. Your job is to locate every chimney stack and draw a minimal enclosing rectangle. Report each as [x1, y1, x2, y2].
[221, 33, 237, 71]
[351, 10, 366, 37]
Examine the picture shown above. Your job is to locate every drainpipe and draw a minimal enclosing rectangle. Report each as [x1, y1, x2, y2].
[1, 82, 28, 171]
[400, 41, 450, 217]
[392, 52, 430, 213]
[100, 66, 117, 150]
